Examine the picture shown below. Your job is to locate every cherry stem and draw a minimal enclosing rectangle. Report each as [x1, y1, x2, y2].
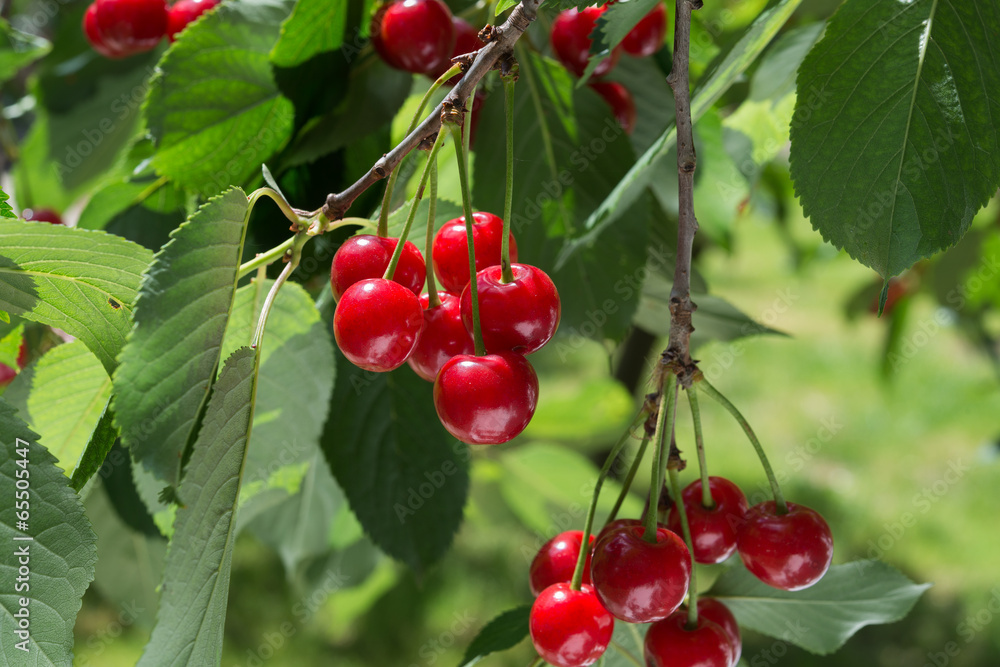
[604, 433, 650, 526]
[666, 466, 699, 629]
[697, 377, 788, 513]
[500, 71, 517, 284]
[688, 389, 713, 509]
[644, 374, 678, 543]
[570, 408, 649, 590]
[251, 233, 305, 349]
[527, 657, 544, 667]
[609, 639, 644, 667]
[424, 159, 441, 309]
[238, 236, 294, 278]
[383, 130, 445, 281]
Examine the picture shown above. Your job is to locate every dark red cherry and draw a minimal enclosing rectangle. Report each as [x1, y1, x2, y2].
[644, 611, 733, 667]
[667, 476, 749, 564]
[333, 279, 423, 372]
[461, 264, 560, 354]
[621, 2, 668, 57]
[550, 6, 620, 78]
[590, 81, 636, 134]
[330, 234, 426, 301]
[0, 363, 15, 387]
[589, 522, 691, 623]
[530, 530, 595, 596]
[22, 208, 64, 225]
[430, 16, 484, 84]
[371, 0, 456, 75]
[407, 291, 474, 381]
[432, 211, 517, 295]
[737, 501, 834, 591]
[94, 0, 168, 55]
[433, 351, 538, 445]
[83, 4, 129, 58]
[166, 0, 219, 41]
[530, 583, 613, 667]
[16, 340, 29, 369]
[695, 598, 742, 665]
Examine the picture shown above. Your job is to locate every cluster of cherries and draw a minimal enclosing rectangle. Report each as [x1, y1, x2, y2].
[83, 0, 218, 58]
[330, 212, 561, 445]
[527, 476, 834, 667]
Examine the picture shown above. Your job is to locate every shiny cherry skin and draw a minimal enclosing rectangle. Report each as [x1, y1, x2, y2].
[432, 211, 517, 295]
[550, 7, 620, 78]
[530, 530, 595, 596]
[461, 264, 560, 355]
[330, 235, 426, 301]
[530, 583, 613, 667]
[333, 279, 423, 372]
[667, 476, 749, 564]
[621, 2, 668, 57]
[166, 0, 218, 41]
[83, 4, 129, 58]
[407, 291, 474, 382]
[644, 611, 733, 667]
[694, 598, 742, 665]
[594, 518, 642, 543]
[94, 0, 168, 56]
[433, 351, 538, 445]
[371, 0, 455, 75]
[430, 16, 484, 84]
[737, 501, 834, 591]
[589, 522, 691, 623]
[590, 81, 636, 134]
[22, 208, 64, 225]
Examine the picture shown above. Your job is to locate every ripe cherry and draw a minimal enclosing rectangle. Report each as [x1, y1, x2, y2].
[666, 476, 749, 564]
[371, 0, 455, 75]
[0, 363, 15, 387]
[432, 212, 517, 295]
[621, 2, 668, 57]
[166, 0, 218, 42]
[530, 583, 613, 667]
[737, 501, 834, 591]
[461, 264, 560, 355]
[93, 0, 168, 56]
[83, 4, 129, 58]
[433, 351, 538, 445]
[21, 208, 64, 225]
[333, 279, 423, 372]
[530, 530, 595, 596]
[589, 522, 691, 623]
[406, 292, 474, 382]
[590, 81, 636, 135]
[550, 6, 620, 78]
[695, 598, 742, 665]
[644, 611, 733, 667]
[430, 16, 484, 84]
[330, 235, 426, 301]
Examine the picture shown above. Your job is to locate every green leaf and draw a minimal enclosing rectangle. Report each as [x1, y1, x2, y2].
[137, 346, 261, 667]
[0, 222, 153, 374]
[582, 0, 662, 83]
[0, 18, 51, 82]
[0, 398, 97, 665]
[558, 0, 804, 267]
[459, 605, 532, 667]
[24, 341, 112, 480]
[789, 0, 1000, 279]
[321, 353, 469, 574]
[145, 0, 295, 195]
[113, 188, 249, 485]
[271, 0, 347, 67]
[70, 407, 119, 492]
[0, 187, 16, 219]
[708, 560, 931, 655]
[495, 0, 518, 15]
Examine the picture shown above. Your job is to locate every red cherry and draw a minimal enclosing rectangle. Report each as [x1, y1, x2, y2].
[430, 16, 484, 84]
[461, 264, 561, 355]
[166, 0, 218, 42]
[432, 211, 517, 295]
[550, 7, 620, 78]
[529, 530, 595, 596]
[16, 340, 29, 369]
[644, 611, 733, 667]
[736, 501, 834, 591]
[333, 279, 423, 372]
[83, 4, 130, 58]
[22, 208, 64, 225]
[406, 291, 474, 382]
[595, 518, 642, 543]
[371, 0, 456, 75]
[695, 598, 742, 665]
[589, 522, 691, 623]
[330, 234, 426, 301]
[589, 81, 636, 134]
[621, 2, 667, 57]
[94, 0, 168, 55]
[0, 363, 15, 387]
[666, 476, 749, 564]
[530, 583, 613, 667]
[433, 351, 538, 445]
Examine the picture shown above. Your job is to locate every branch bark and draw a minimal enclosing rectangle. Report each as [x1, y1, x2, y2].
[322, 0, 543, 222]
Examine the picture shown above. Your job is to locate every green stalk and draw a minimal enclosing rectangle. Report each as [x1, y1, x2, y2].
[605, 433, 650, 526]
[424, 160, 441, 308]
[667, 466, 699, 629]
[500, 72, 517, 284]
[238, 236, 295, 278]
[644, 374, 678, 542]
[688, 389, 714, 508]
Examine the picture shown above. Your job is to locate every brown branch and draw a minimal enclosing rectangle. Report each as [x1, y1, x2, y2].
[322, 0, 543, 222]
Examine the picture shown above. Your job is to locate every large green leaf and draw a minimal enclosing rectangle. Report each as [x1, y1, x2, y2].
[789, 0, 1000, 279]
[0, 399, 97, 665]
[145, 0, 295, 194]
[137, 347, 261, 667]
[0, 18, 50, 82]
[0, 222, 153, 374]
[459, 605, 532, 667]
[270, 0, 347, 67]
[709, 560, 931, 655]
[321, 353, 469, 574]
[0, 187, 14, 219]
[113, 188, 249, 485]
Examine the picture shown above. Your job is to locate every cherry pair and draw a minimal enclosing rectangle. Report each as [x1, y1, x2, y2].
[371, 0, 484, 78]
[83, 0, 217, 58]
